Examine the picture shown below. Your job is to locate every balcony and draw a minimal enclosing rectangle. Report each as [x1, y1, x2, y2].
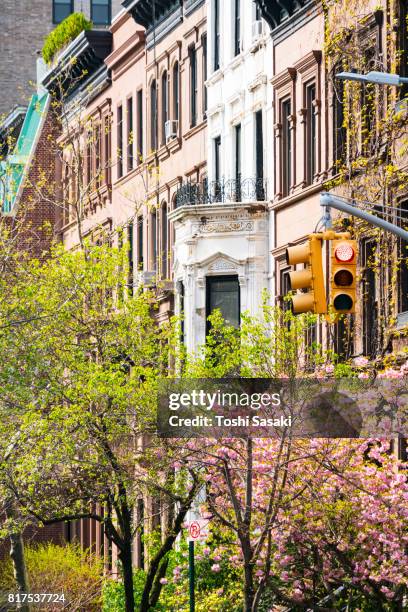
[175, 177, 268, 208]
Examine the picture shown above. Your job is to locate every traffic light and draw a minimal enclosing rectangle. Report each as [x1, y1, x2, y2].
[330, 239, 357, 314]
[285, 235, 327, 314]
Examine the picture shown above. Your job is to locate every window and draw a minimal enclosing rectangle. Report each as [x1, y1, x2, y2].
[161, 72, 168, 145]
[214, 136, 221, 182]
[137, 89, 143, 162]
[53, 0, 73, 23]
[128, 223, 134, 296]
[189, 46, 197, 127]
[305, 83, 316, 185]
[95, 123, 101, 188]
[177, 280, 185, 345]
[206, 276, 240, 335]
[161, 203, 168, 279]
[173, 63, 179, 122]
[117, 105, 123, 179]
[361, 238, 377, 357]
[151, 210, 157, 271]
[361, 47, 376, 154]
[202, 35, 207, 116]
[255, 110, 264, 200]
[234, 123, 241, 201]
[137, 216, 144, 270]
[150, 80, 157, 152]
[281, 98, 292, 197]
[278, 265, 291, 312]
[213, 0, 220, 71]
[86, 128, 92, 186]
[398, 201, 408, 313]
[399, 1, 408, 96]
[333, 76, 346, 168]
[234, 0, 241, 56]
[103, 113, 111, 185]
[127, 97, 133, 173]
[91, 0, 111, 25]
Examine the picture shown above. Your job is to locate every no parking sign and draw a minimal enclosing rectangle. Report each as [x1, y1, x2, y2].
[187, 519, 209, 542]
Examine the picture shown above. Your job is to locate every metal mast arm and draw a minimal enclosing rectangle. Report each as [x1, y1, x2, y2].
[320, 192, 408, 242]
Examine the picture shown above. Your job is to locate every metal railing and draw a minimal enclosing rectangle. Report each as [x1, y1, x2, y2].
[175, 177, 268, 208]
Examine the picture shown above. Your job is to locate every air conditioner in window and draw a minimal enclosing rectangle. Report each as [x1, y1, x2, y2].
[252, 20, 264, 41]
[165, 120, 178, 141]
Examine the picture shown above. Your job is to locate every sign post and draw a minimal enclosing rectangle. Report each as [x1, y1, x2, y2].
[187, 520, 208, 612]
[189, 539, 195, 612]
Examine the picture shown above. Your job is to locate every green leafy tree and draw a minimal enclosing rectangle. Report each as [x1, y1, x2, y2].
[0, 241, 198, 612]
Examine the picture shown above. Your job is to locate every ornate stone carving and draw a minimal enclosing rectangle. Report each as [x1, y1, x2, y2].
[194, 220, 255, 234]
[208, 259, 238, 272]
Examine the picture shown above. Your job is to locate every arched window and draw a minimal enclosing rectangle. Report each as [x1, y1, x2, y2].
[161, 202, 168, 278]
[173, 62, 179, 122]
[150, 80, 157, 151]
[161, 72, 168, 145]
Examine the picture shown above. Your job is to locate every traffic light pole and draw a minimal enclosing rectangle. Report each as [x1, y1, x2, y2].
[320, 192, 408, 242]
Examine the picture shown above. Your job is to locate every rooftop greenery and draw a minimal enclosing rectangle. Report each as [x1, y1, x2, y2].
[42, 13, 92, 64]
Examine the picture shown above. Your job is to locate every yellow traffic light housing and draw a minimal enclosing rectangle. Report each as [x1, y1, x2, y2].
[286, 236, 327, 314]
[330, 239, 357, 314]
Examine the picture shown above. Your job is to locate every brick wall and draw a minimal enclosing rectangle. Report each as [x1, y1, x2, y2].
[0, 0, 123, 116]
[0, 523, 66, 562]
[6, 109, 60, 258]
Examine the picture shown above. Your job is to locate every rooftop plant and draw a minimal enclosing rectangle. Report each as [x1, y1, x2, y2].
[42, 13, 92, 64]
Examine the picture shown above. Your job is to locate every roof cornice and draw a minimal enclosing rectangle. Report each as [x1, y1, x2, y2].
[42, 30, 112, 98]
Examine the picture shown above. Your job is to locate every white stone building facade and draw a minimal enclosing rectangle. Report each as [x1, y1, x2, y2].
[170, 0, 274, 354]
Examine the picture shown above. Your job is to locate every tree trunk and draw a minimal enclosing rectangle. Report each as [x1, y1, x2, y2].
[119, 541, 135, 612]
[5, 500, 30, 612]
[243, 559, 255, 612]
[139, 489, 196, 611]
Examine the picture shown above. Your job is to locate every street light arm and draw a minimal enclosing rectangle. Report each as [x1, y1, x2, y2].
[320, 192, 408, 242]
[335, 71, 404, 87]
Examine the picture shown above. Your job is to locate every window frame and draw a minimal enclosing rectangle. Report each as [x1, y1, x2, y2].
[305, 81, 317, 185]
[234, 0, 241, 57]
[213, 0, 220, 71]
[161, 202, 168, 279]
[189, 46, 198, 128]
[172, 62, 180, 122]
[206, 275, 241, 336]
[161, 71, 168, 146]
[53, 0, 73, 24]
[136, 89, 143, 163]
[202, 34, 208, 117]
[91, 0, 111, 26]
[255, 109, 264, 200]
[117, 104, 123, 180]
[281, 97, 292, 198]
[127, 96, 134, 173]
[150, 80, 157, 152]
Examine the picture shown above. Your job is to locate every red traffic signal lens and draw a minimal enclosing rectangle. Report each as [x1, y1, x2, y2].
[333, 294, 353, 310]
[333, 269, 354, 287]
[334, 243, 355, 262]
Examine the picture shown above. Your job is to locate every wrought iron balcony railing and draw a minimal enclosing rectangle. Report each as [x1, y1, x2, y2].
[175, 177, 268, 208]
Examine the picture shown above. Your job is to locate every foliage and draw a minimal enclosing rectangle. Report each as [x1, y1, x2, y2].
[322, 0, 408, 354]
[102, 571, 164, 612]
[0, 241, 199, 612]
[0, 543, 102, 611]
[185, 294, 327, 379]
[42, 13, 92, 64]
[102, 544, 243, 612]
